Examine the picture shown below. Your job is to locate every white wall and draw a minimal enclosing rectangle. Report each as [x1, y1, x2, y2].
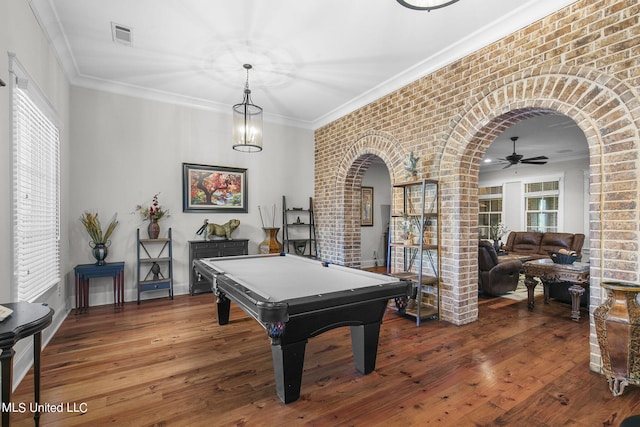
[1, 1, 314, 388]
[70, 87, 315, 304]
[479, 158, 589, 248]
[361, 162, 391, 268]
[1, 0, 71, 388]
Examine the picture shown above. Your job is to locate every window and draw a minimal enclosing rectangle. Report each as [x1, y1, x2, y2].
[10, 55, 61, 302]
[524, 180, 559, 233]
[478, 185, 503, 240]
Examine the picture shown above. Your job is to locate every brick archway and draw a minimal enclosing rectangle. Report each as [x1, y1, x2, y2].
[313, 1, 640, 378]
[318, 131, 404, 266]
[440, 68, 639, 370]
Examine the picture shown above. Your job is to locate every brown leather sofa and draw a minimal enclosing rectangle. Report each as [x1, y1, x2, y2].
[478, 240, 522, 295]
[503, 231, 585, 261]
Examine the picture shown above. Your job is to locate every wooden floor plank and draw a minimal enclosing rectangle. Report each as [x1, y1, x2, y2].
[9, 290, 640, 426]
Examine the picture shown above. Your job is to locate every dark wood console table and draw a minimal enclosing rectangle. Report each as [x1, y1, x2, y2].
[522, 258, 590, 321]
[0, 302, 54, 427]
[74, 262, 125, 314]
[188, 240, 248, 295]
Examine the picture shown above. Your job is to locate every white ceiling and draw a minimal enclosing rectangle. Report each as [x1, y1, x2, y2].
[30, 0, 588, 168]
[481, 113, 588, 171]
[31, 0, 578, 130]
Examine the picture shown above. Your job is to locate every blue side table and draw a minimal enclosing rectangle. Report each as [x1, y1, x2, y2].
[74, 262, 125, 314]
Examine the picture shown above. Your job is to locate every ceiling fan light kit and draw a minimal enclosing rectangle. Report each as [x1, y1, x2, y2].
[396, 0, 460, 11]
[499, 136, 549, 169]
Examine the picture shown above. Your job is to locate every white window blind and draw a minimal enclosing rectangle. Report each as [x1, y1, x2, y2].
[10, 55, 61, 302]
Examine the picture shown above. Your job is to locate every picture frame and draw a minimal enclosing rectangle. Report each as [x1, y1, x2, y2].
[361, 186, 374, 226]
[182, 163, 248, 213]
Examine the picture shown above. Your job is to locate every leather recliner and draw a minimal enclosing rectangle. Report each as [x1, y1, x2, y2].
[478, 240, 523, 295]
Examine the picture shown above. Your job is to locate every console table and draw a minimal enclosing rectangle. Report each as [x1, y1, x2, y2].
[522, 258, 590, 321]
[0, 302, 54, 427]
[188, 239, 248, 295]
[74, 262, 125, 314]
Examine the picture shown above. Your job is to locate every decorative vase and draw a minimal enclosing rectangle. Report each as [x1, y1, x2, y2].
[90, 241, 109, 266]
[148, 220, 160, 239]
[259, 227, 282, 254]
[294, 240, 307, 256]
[151, 262, 161, 280]
[423, 229, 432, 246]
[493, 239, 501, 253]
[594, 282, 640, 396]
[404, 233, 415, 246]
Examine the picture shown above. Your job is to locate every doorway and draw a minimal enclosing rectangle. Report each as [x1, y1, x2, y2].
[479, 114, 590, 250]
[360, 158, 391, 269]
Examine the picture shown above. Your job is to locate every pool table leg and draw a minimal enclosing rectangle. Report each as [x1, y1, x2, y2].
[271, 340, 307, 404]
[350, 322, 381, 374]
[216, 296, 231, 325]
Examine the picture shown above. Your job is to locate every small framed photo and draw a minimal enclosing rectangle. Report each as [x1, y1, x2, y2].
[182, 163, 248, 213]
[361, 186, 373, 226]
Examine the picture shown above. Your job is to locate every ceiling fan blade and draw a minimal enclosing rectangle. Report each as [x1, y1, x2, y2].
[502, 163, 514, 169]
[520, 156, 549, 162]
[520, 160, 548, 165]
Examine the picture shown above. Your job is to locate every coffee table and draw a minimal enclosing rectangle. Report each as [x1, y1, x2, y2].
[522, 258, 590, 321]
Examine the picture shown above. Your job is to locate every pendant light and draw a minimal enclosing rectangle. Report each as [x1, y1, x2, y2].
[396, 0, 459, 11]
[232, 64, 263, 152]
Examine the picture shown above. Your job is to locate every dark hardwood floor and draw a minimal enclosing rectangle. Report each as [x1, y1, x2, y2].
[11, 281, 640, 426]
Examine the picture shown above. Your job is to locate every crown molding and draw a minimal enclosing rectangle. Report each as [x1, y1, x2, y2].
[30, 0, 577, 131]
[71, 74, 313, 129]
[312, 0, 577, 129]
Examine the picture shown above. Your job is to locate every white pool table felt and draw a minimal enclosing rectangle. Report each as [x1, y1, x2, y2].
[200, 255, 401, 302]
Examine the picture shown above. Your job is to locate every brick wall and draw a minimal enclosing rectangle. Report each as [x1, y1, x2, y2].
[314, 0, 639, 374]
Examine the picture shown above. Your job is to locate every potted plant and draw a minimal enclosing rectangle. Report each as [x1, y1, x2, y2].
[136, 193, 169, 239]
[490, 223, 509, 253]
[80, 212, 119, 265]
[401, 213, 417, 245]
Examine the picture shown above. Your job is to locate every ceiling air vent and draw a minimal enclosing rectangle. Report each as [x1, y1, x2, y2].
[111, 22, 132, 46]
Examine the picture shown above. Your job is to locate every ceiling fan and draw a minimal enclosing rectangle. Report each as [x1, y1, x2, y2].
[499, 136, 548, 168]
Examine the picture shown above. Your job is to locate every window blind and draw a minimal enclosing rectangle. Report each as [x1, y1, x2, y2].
[11, 55, 61, 302]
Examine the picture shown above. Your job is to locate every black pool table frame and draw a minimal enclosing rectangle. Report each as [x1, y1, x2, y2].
[193, 254, 411, 403]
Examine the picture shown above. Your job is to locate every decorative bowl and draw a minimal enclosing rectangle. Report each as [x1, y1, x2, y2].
[549, 251, 578, 264]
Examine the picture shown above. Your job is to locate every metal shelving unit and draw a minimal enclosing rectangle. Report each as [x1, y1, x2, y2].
[282, 196, 318, 258]
[387, 179, 439, 325]
[137, 227, 173, 303]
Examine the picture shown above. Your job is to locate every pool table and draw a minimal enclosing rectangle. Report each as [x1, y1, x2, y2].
[193, 253, 411, 403]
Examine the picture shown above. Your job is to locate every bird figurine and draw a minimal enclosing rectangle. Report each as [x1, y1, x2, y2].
[404, 151, 419, 179]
